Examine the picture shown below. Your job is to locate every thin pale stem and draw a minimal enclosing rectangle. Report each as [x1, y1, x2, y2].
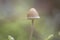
[29, 19, 34, 40]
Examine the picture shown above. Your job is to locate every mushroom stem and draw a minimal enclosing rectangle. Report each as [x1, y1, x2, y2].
[29, 19, 34, 40]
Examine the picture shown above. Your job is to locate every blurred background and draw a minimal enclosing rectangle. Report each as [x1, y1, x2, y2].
[0, 0, 60, 40]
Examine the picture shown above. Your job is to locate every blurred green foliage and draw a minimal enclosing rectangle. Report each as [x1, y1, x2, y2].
[0, 0, 56, 40]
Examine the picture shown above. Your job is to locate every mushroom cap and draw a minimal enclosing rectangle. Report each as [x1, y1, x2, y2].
[27, 8, 40, 20]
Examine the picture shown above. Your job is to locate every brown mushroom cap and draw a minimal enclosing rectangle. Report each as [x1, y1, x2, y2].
[27, 8, 40, 20]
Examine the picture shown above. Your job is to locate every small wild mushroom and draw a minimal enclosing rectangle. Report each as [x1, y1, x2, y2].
[27, 8, 40, 40]
[27, 8, 40, 20]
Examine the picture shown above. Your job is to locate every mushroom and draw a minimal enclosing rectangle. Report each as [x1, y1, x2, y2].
[27, 8, 40, 40]
[27, 8, 40, 20]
